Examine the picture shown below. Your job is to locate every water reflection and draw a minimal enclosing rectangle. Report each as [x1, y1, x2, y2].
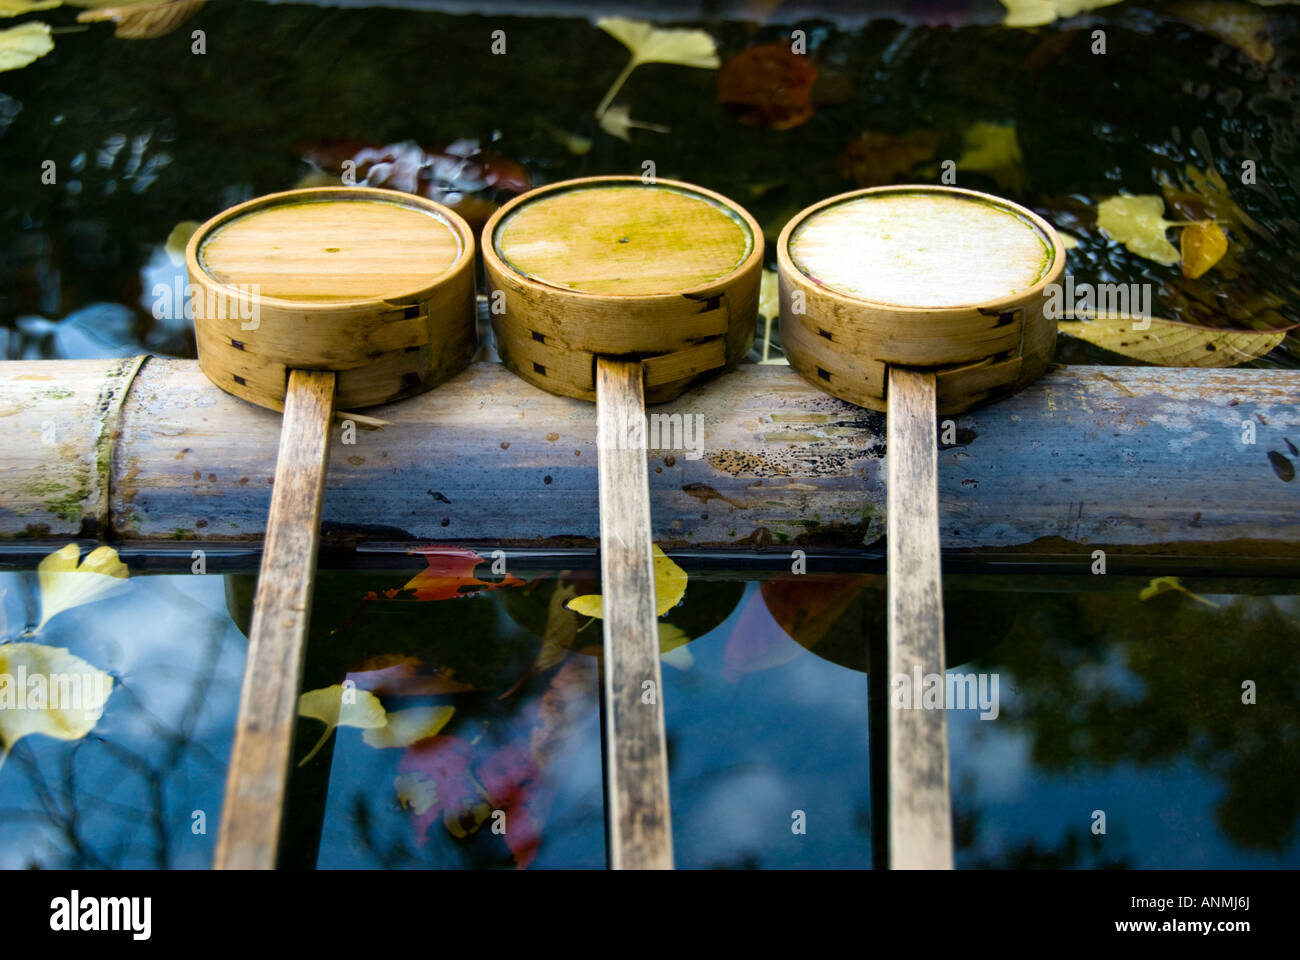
[0, 572, 244, 869]
[0, 563, 1295, 868]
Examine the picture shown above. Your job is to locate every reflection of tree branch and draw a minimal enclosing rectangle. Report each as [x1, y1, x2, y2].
[1, 575, 240, 868]
[979, 589, 1300, 854]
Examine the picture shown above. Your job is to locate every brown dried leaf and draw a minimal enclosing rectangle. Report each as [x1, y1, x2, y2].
[1058, 314, 1285, 366]
[76, 0, 204, 39]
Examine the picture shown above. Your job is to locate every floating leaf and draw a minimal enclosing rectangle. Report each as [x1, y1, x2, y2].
[1160, 164, 1261, 239]
[1001, 0, 1125, 27]
[717, 42, 818, 130]
[566, 545, 687, 619]
[164, 220, 199, 266]
[758, 268, 779, 322]
[0, 20, 52, 72]
[1096, 195, 1181, 265]
[954, 121, 1024, 193]
[394, 770, 437, 816]
[75, 0, 204, 39]
[660, 623, 694, 670]
[0, 643, 114, 773]
[297, 684, 387, 766]
[594, 17, 718, 118]
[0, 1, 61, 16]
[597, 104, 669, 142]
[397, 735, 480, 842]
[597, 16, 719, 70]
[362, 705, 455, 749]
[1170, 1, 1273, 65]
[37, 544, 130, 631]
[1181, 221, 1228, 278]
[1058, 314, 1285, 366]
[838, 129, 938, 187]
[400, 547, 525, 602]
[347, 654, 479, 696]
[1139, 575, 1219, 608]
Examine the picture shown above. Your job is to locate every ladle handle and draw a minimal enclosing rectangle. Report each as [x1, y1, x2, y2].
[216, 369, 336, 870]
[595, 357, 674, 870]
[886, 367, 954, 869]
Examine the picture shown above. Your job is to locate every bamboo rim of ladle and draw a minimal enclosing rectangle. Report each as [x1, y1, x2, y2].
[481, 175, 764, 305]
[775, 183, 1064, 317]
[187, 185, 477, 314]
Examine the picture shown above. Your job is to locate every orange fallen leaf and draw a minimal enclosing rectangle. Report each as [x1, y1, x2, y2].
[838, 129, 939, 187]
[1181, 221, 1228, 279]
[400, 547, 525, 601]
[717, 43, 818, 130]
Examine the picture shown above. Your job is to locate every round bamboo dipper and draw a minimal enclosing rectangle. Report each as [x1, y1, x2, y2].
[187, 186, 477, 870]
[483, 176, 762, 869]
[777, 185, 1064, 869]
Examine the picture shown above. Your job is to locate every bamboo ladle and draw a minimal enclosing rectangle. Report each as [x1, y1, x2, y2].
[482, 176, 762, 869]
[777, 185, 1065, 869]
[186, 187, 477, 869]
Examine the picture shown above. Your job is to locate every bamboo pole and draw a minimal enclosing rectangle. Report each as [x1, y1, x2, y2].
[595, 358, 674, 870]
[216, 370, 335, 870]
[885, 368, 953, 869]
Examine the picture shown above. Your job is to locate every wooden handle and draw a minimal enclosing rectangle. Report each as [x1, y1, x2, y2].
[885, 367, 954, 869]
[595, 358, 674, 870]
[216, 368, 336, 870]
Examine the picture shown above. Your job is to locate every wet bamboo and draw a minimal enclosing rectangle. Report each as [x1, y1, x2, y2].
[595, 358, 674, 870]
[215, 369, 335, 870]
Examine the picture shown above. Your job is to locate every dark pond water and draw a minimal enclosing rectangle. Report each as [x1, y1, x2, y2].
[1, 0, 1298, 868]
[1, 562, 1296, 868]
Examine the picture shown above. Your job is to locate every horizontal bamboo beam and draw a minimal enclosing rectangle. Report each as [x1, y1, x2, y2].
[1, 358, 1298, 567]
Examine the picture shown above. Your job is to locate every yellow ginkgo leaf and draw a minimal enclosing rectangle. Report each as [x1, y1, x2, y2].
[1058, 314, 1284, 366]
[566, 545, 688, 619]
[758, 268, 779, 321]
[660, 622, 695, 670]
[164, 220, 200, 266]
[37, 544, 131, 631]
[0, 20, 53, 72]
[0, 643, 114, 773]
[1001, 0, 1125, 27]
[0, 1, 61, 17]
[954, 121, 1024, 193]
[1139, 575, 1219, 608]
[594, 17, 719, 118]
[597, 16, 720, 69]
[657, 622, 691, 654]
[297, 684, 387, 766]
[362, 705, 455, 749]
[1180, 220, 1228, 278]
[597, 104, 670, 142]
[1096, 195, 1181, 265]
